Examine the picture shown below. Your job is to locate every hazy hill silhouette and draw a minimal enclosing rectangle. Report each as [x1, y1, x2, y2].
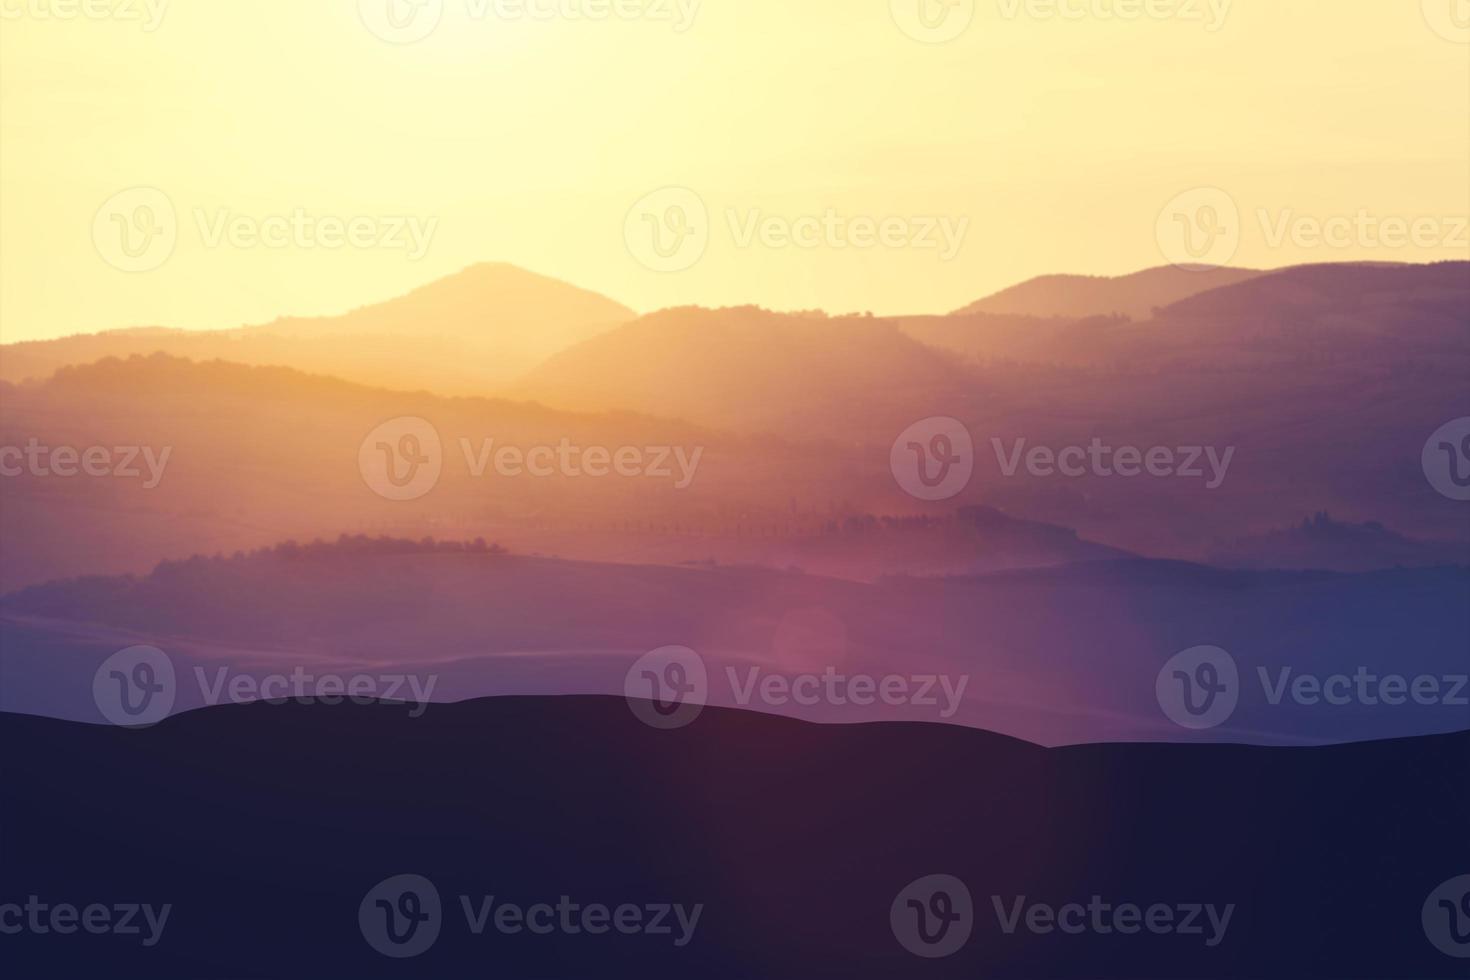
[916, 262, 1469, 371]
[509, 263, 1469, 557]
[2, 698, 1465, 977]
[516, 305, 975, 435]
[1209, 512, 1470, 572]
[1160, 261, 1466, 327]
[5, 541, 1466, 746]
[4, 263, 1466, 584]
[895, 311, 1129, 366]
[6, 354, 1120, 590]
[0, 263, 634, 394]
[953, 265, 1264, 319]
[0, 353, 814, 590]
[515, 264, 1467, 437]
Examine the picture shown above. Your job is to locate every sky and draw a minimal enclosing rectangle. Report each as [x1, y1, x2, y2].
[1, 0, 1467, 342]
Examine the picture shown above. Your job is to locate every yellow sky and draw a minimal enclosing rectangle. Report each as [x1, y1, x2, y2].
[1, 0, 1467, 342]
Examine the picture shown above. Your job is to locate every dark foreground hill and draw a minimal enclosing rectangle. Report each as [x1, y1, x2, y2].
[1, 698, 1465, 978]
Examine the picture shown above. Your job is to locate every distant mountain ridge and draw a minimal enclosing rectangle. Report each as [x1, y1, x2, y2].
[0, 263, 635, 394]
[954, 265, 1265, 319]
[1160, 260, 1469, 327]
[256, 261, 632, 339]
[5, 262, 1467, 579]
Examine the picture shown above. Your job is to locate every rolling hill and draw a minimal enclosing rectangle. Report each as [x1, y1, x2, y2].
[509, 263, 1470, 558]
[4, 263, 1465, 584]
[952, 265, 1265, 320]
[516, 305, 977, 435]
[2, 698, 1465, 977]
[0, 263, 635, 394]
[4, 540, 1465, 746]
[0, 353, 853, 590]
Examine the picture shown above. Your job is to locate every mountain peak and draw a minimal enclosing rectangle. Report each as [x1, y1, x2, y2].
[0, 262, 638, 394]
[286, 261, 635, 335]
